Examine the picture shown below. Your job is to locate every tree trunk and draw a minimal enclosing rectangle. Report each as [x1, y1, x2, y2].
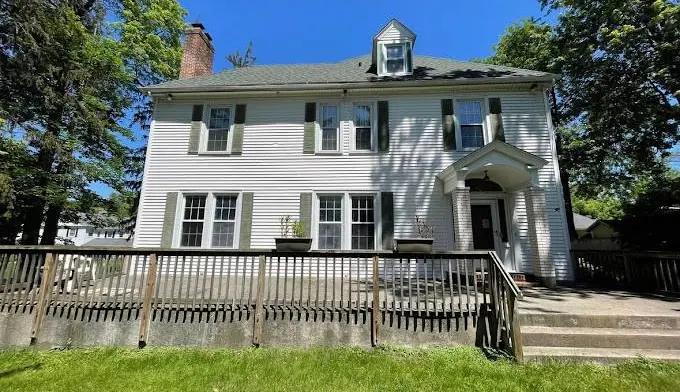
[19, 196, 46, 244]
[40, 202, 62, 245]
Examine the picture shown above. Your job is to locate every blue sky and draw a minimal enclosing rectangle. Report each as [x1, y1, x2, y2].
[180, 0, 549, 70]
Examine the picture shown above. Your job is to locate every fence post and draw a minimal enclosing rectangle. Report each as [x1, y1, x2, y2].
[371, 255, 380, 347]
[138, 253, 158, 348]
[30, 252, 56, 345]
[622, 252, 632, 287]
[252, 254, 267, 347]
[509, 291, 524, 363]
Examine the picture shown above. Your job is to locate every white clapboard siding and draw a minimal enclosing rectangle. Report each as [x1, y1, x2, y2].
[135, 90, 571, 280]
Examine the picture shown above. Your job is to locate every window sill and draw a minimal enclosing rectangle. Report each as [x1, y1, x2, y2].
[314, 151, 343, 156]
[348, 150, 379, 156]
[197, 151, 235, 156]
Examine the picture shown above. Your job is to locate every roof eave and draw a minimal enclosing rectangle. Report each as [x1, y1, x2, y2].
[143, 74, 557, 95]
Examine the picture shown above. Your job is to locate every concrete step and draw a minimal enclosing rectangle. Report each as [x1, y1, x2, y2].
[524, 346, 680, 364]
[522, 326, 680, 350]
[520, 313, 680, 330]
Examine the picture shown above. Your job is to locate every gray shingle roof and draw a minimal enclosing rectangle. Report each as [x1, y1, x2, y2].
[147, 55, 554, 92]
[83, 238, 133, 247]
[573, 213, 597, 231]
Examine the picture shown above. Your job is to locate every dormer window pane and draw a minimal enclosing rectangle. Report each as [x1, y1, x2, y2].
[385, 44, 406, 73]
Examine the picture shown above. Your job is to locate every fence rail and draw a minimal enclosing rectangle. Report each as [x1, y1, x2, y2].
[0, 246, 522, 357]
[573, 250, 680, 295]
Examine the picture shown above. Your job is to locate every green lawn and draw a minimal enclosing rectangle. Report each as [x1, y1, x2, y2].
[1, 347, 679, 392]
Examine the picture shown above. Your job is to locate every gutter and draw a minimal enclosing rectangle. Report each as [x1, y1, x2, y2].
[143, 74, 558, 96]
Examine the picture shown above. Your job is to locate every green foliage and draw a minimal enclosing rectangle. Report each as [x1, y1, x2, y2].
[0, 0, 186, 243]
[572, 196, 624, 221]
[279, 215, 305, 238]
[227, 41, 256, 69]
[481, 18, 555, 73]
[1, 347, 680, 391]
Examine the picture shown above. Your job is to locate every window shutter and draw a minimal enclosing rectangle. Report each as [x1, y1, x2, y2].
[303, 103, 316, 154]
[488, 98, 505, 142]
[441, 99, 456, 150]
[239, 192, 254, 250]
[406, 44, 413, 73]
[232, 104, 247, 155]
[299, 193, 312, 237]
[188, 105, 203, 154]
[161, 192, 179, 247]
[380, 192, 394, 250]
[378, 101, 389, 152]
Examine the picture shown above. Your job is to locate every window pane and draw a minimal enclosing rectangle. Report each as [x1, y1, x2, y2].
[320, 105, 337, 127]
[183, 196, 206, 220]
[354, 105, 371, 127]
[461, 125, 485, 148]
[322, 128, 337, 151]
[207, 129, 229, 151]
[386, 59, 404, 73]
[386, 45, 404, 59]
[459, 101, 483, 124]
[351, 196, 375, 250]
[209, 108, 230, 129]
[212, 222, 235, 247]
[355, 128, 372, 150]
[214, 195, 237, 220]
[319, 196, 342, 222]
[319, 223, 342, 250]
[181, 222, 204, 247]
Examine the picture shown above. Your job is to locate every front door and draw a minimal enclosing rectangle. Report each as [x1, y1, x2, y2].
[471, 204, 495, 250]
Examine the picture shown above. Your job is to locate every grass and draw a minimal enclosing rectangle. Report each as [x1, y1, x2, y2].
[1, 347, 679, 392]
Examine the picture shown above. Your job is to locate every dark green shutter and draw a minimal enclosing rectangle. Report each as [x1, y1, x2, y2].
[406, 44, 413, 73]
[299, 193, 312, 237]
[188, 105, 203, 154]
[232, 104, 247, 155]
[441, 99, 455, 150]
[161, 192, 179, 247]
[381, 192, 394, 250]
[303, 103, 316, 154]
[239, 192, 253, 250]
[378, 101, 389, 152]
[489, 98, 505, 142]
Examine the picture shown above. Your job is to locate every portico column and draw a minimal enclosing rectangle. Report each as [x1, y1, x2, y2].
[523, 186, 556, 287]
[451, 187, 473, 251]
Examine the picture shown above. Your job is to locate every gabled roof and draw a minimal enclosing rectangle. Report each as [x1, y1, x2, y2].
[452, 140, 548, 171]
[573, 213, 597, 231]
[145, 55, 555, 93]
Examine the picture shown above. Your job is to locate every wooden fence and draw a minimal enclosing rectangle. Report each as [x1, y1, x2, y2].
[573, 250, 680, 296]
[0, 246, 522, 358]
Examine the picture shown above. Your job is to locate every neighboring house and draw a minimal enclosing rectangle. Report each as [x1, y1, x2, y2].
[571, 213, 619, 250]
[57, 220, 132, 247]
[135, 20, 572, 283]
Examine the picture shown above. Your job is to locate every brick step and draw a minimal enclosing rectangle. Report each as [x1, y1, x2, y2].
[522, 326, 680, 350]
[524, 346, 680, 364]
[520, 313, 680, 330]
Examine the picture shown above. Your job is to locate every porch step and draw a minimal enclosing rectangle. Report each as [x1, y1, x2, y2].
[522, 326, 680, 350]
[520, 312, 680, 363]
[520, 313, 680, 330]
[523, 346, 680, 364]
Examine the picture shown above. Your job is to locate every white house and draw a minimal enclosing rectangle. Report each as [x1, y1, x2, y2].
[56, 217, 132, 247]
[135, 20, 572, 284]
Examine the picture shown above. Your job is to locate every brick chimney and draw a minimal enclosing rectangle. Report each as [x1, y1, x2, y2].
[179, 23, 215, 79]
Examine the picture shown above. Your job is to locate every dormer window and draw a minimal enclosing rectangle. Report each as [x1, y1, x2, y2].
[372, 19, 416, 77]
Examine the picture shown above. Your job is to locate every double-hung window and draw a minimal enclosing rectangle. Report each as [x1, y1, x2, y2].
[318, 196, 343, 250]
[353, 104, 374, 151]
[458, 100, 485, 149]
[319, 104, 339, 152]
[206, 107, 231, 152]
[66, 228, 78, 237]
[351, 196, 375, 250]
[211, 195, 238, 247]
[316, 193, 379, 250]
[384, 44, 406, 74]
[180, 195, 206, 247]
[178, 193, 240, 248]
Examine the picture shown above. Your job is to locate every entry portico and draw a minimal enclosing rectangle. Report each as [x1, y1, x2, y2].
[437, 140, 556, 285]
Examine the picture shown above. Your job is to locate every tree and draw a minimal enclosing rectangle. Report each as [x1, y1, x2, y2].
[541, 0, 680, 196]
[0, 0, 186, 244]
[227, 41, 256, 68]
